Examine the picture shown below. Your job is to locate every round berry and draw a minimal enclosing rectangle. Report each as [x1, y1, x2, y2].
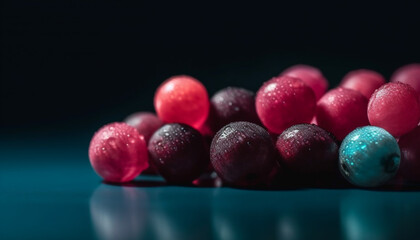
[148, 123, 208, 183]
[88, 122, 149, 183]
[124, 112, 163, 143]
[281, 64, 328, 100]
[339, 126, 400, 187]
[368, 82, 420, 137]
[256, 76, 316, 134]
[210, 121, 279, 187]
[316, 88, 369, 140]
[391, 63, 420, 99]
[154, 75, 210, 129]
[276, 124, 338, 176]
[340, 69, 386, 99]
[210, 87, 260, 132]
[397, 126, 420, 182]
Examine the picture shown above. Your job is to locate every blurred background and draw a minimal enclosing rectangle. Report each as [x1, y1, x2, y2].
[2, 1, 420, 153]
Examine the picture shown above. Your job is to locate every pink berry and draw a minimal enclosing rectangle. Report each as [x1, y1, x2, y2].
[315, 88, 369, 140]
[281, 64, 328, 100]
[391, 63, 420, 100]
[368, 82, 420, 137]
[124, 112, 163, 143]
[256, 76, 316, 134]
[398, 126, 420, 182]
[154, 75, 210, 129]
[88, 122, 149, 183]
[340, 69, 386, 99]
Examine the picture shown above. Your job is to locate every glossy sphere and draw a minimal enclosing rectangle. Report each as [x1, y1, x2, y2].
[124, 112, 163, 143]
[339, 126, 400, 187]
[210, 121, 279, 187]
[340, 69, 386, 99]
[276, 124, 338, 176]
[210, 87, 260, 132]
[368, 82, 420, 137]
[88, 122, 149, 183]
[391, 63, 420, 99]
[256, 76, 316, 134]
[154, 75, 210, 129]
[148, 123, 208, 183]
[397, 126, 420, 182]
[316, 88, 369, 140]
[281, 64, 328, 100]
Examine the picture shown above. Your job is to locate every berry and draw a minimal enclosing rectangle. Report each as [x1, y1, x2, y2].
[210, 121, 279, 187]
[124, 112, 163, 143]
[391, 63, 420, 99]
[316, 88, 369, 140]
[88, 122, 149, 183]
[256, 76, 316, 134]
[397, 126, 420, 182]
[148, 123, 208, 183]
[339, 126, 400, 187]
[276, 124, 338, 177]
[340, 69, 386, 99]
[368, 82, 420, 137]
[154, 75, 210, 129]
[210, 87, 260, 132]
[281, 64, 328, 100]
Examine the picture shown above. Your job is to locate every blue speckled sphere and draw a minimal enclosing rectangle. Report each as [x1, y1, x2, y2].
[339, 126, 400, 187]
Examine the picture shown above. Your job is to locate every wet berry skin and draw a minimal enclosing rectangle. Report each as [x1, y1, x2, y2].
[391, 63, 420, 99]
[397, 126, 420, 182]
[256, 76, 316, 134]
[210, 87, 260, 132]
[148, 123, 208, 184]
[124, 112, 163, 143]
[368, 82, 420, 137]
[339, 126, 400, 187]
[340, 69, 386, 99]
[88, 122, 149, 183]
[154, 75, 210, 129]
[210, 121, 279, 188]
[315, 88, 369, 140]
[276, 124, 339, 177]
[281, 64, 328, 100]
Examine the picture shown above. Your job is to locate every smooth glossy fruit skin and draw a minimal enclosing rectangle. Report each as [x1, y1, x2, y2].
[340, 69, 386, 99]
[210, 87, 260, 132]
[88, 122, 149, 183]
[391, 63, 420, 99]
[368, 82, 420, 137]
[154, 75, 210, 129]
[148, 123, 208, 184]
[316, 88, 369, 140]
[210, 121, 279, 187]
[256, 76, 316, 134]
[397, 126, 420, 182]
[281, 64, 328, 100]
[124, 112, 163, 143]
[339, 126, 400, 187]
[276, 124, 338, 176]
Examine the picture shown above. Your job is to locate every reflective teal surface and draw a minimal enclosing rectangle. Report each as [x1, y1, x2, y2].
[1, 140, 420, 240]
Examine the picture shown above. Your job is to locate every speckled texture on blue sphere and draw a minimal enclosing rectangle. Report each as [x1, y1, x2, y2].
[339, 126, 400, 187]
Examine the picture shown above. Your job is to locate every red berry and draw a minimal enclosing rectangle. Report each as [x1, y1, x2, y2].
[210, 121, 279, 187]
[391, 63, 420, 100]
[154, 75, 210, 129]
[256, 76, 316, 134]
[315, 88, 369, 140]
[276, 124, 338, 176]
[281, 64, 328, 100]
[124, 112, 163, 143]
[368, 82, 420, 137]
[340, 69, 386, 99]
[398, 126, 420, 182]
[148, 123, 208, 183]
[88, 122, 149, 183]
